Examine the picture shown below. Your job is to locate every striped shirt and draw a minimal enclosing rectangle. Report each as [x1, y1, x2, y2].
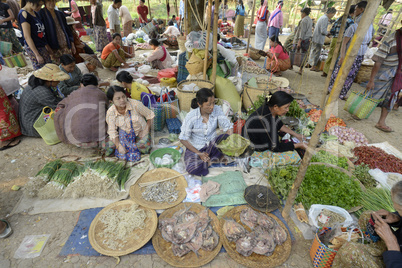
[344, 14, 374, 56]
[294, 15, 313, 42]
[372, 32, 399, 67]
[330, 15, 354, 38]
[106, 98, 155, 140]
[179, 105, 233, 150]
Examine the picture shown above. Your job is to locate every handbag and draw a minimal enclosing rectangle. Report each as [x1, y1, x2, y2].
[33, 107, 61, 145]
[290, 50, 306, 67]
[0, 65, 20, 96]
[159, 87, 179, 119]
[142, 94, 165, 131]
[343, 90, 383, 119]
[3, 53, 27, 68]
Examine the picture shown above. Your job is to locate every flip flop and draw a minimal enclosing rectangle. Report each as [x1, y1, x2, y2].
[0, 219, 13, 239]
[375, 125, 394, 133]
[0, 138, 20, 151]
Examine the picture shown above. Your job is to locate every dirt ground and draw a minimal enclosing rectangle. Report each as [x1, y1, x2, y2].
[0, 34, 400, 268]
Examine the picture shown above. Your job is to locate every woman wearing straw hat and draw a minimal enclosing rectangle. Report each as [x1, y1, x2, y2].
[38, 0, 75, 65]
[89, 0, 108, 52]
[66, 16, 95, 64]
[19, 63, 69, 137]
[18, 0, 53, 70]
[76, 53, 110, 88]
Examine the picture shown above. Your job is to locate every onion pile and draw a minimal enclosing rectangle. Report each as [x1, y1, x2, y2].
[329, 126, 368, 147]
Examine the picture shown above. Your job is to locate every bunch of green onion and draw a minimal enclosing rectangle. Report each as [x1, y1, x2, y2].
[356, 188, 395, 217]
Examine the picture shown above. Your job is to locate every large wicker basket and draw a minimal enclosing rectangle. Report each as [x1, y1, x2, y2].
[354, 64, 373, 84]
[242, 80, 279, 110]
[178, 36, 186, 53]
[249, 47, 262, 61]
[177, 79, 215, 112]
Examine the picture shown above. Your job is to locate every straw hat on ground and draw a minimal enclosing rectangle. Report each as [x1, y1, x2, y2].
[66, 16, 79, 25]
[79, 53, 103, 68]
[33, 64, 70, 81]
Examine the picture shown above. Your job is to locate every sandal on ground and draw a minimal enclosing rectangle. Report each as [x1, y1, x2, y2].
[0, 219, 13, 239]
[0, 138, 21, 151]
[375, 125, 394, 133]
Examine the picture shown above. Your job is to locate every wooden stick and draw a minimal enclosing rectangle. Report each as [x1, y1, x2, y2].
[184, 0, 189, 34]
[211, 0, 220, 84]
[246, 0, 256, 54]
[282, 0, 382, 222]
[139, 173, 188, 187]
[203, 0, 213, 80]
[174, 0, 178, 17]
[291, 0, 300, 31]
[166, 0, 169, 20]
[320, 0, 353, 108]
[148, 0, 152, 19]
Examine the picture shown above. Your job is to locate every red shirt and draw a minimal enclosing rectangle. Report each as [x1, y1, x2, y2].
[137, 5, 148, 23]
[271, 45, 289, 60]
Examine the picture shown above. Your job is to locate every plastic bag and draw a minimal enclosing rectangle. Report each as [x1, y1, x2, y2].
[369, 168, 402, 190]
[157, 68, 177, 81]
[0, 65, 20, 96]
[138, 65, 151, 74]
[308, 204, 354, 228]
[14, 234, 50, 259]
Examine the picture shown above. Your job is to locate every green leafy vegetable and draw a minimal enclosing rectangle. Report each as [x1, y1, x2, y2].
[246, 94, 266, 115]
[353, 164, 377, 189]
[311, 150, 349, 170]
[286, 100, 306, 119]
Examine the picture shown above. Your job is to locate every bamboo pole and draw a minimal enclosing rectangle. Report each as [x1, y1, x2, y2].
[166, 0, 169, 20]
[282, 0, 382, 222]
[148, 0, 152, 19]
[184, 0, 189, 34]
[319, 0, 353, 108]
[211, 0, 220, 84]
[203, 0, 213, 80]
[175, 0, 178, 16]
[291, 0, 300, 30]
[246, 0, 256, 53]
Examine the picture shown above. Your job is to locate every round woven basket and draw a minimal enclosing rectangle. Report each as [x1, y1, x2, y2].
[354, 64, 373, 84]
[249, 48, 262, 61]
[130, 168, 188, 210]
[152, 202, 222, 267]
[177, 79, 215, 112]
[242, 80, 278, 110]
[219, 205, 292, 268]
[88, 200, 157, 257]
[178, 36, 186, 52]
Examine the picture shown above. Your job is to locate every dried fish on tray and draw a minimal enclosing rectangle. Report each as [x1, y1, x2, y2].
[130, 168, 187, 210]
[88, 200, 157, 257]
[219, 205, 291, 268]
[152, 203, 222, 268]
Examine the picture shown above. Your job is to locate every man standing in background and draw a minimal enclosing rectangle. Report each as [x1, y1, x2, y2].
[107, 0, 122, 34]
[137, 0, 149, 27]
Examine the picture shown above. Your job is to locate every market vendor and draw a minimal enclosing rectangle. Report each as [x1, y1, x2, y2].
[162, 21, 181, 48]
[19, 64, 68, 137]
[54, 74, 112, 154]
[106, 86, 155, 161]
[116, 70, 152, 100]
[332, 181, 402, 268]
[58, 54, 83, 97]
[262, 36, 291, 76]
[76, 53, 110, 88]
[242, 91, 307, 153]
[179, 88, 233, 176]
[100, 33, 134, 71]
[146, 38, 173, 70]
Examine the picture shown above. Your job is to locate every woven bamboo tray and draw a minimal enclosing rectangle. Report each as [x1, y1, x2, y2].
[88, 200, 157, 257]
[130, 168, 188, 210]
[354, 64, 373, 84]
[249, 48, 262, 60]
[219, 205, 291, 268]
[177, 79, 215, 112]
[152, 203, 222, 267]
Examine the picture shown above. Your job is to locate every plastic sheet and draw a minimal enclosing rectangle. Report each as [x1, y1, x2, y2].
[14, 234, 50, 259]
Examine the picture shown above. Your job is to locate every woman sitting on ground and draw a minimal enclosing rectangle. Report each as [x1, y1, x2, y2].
[58, 54, 83, 97]
[262, 35, 291, 76]
[66, 16, 94, 63]
[0, 85, 21, 151]
[147, 38, 173, 70]
[19, 64, 68, 137]
[179, 88, 233, 176]
[101, 33, 134, 71]
[162, 20, 181, 48]
[106, 86, 155, 161]
[54, 74, 113, 154]
[332, 180, 402, 268]
[116, 70, 152, 100]
[76, 53, 110, 88]
[242, 91, 307, 166]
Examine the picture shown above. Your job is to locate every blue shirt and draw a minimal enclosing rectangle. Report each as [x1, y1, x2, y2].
[179, 105, 233, 150]
[18, 10, 47, 48]
[236, 5, 245, 16]
[344, 14, 374, 56]
[329, 15, 354, 38]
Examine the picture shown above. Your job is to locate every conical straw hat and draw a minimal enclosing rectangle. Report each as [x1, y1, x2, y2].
[79, 53, 103, 68]
[33, 64, 70, 81]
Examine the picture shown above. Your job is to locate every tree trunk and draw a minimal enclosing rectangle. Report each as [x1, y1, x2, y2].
[186, 0, 206, 32]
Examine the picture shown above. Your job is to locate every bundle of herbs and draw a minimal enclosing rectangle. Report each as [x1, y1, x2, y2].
[89, 160, 131, 190]
[311, 150, 350, 170]
[286, 100, 306, 119]
[356, 188, 394, 217]
[267, 164, 362, 210]
[353, 164, 377, 188]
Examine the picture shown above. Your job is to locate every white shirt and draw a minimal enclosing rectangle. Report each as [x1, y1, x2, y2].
[76, 62, 89, 75]
[119, 5, 133, 25]
[163, 26, 181, 37]
[107, 4, 120, 29]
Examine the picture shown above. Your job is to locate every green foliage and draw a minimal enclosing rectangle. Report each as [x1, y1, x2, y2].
[311, 150, 349, 170]
[286, 100, 306, 119]
[267, 164, 362, 210]
[246, 94, 265, 115]
[353, 164, 378, 189]
[356, 188, 394, 217]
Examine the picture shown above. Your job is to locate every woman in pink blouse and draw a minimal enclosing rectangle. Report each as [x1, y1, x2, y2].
[263, 35, 291, 76]
[106, 86, 155, 161]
